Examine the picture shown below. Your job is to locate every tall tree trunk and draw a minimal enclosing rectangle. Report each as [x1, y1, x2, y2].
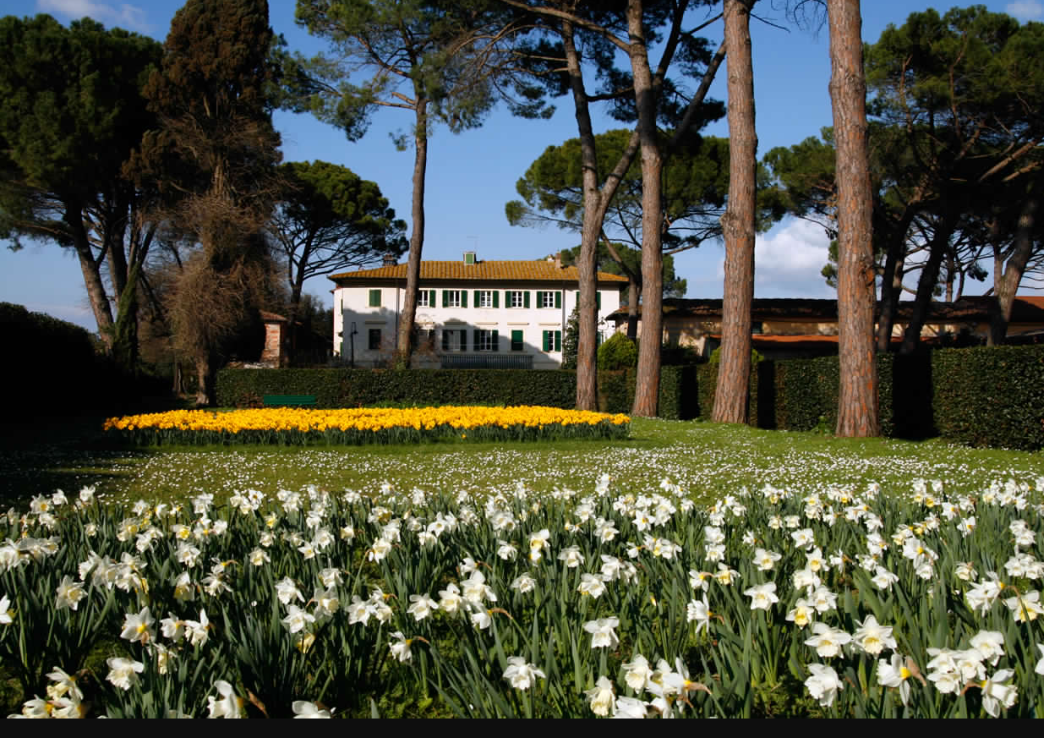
[65, 203, 115, 351]
[396, 97, 428, 367]
[562, 20, 601, 411]
[900, 210, 958, 354]
[989, 177, 1041, 345]
[713, 0, 758, 425]
[829, 0, 878, 437]
[629, 0, 664, 418]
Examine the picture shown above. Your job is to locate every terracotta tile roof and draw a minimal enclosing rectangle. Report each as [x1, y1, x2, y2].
[329, 260, 628, 284]
[612, 296, 1044, 323]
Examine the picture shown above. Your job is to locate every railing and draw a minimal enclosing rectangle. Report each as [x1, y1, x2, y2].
[440, 354, 534, 369]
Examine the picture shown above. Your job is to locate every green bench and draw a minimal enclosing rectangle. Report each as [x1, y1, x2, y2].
[262, 394, 317, 407]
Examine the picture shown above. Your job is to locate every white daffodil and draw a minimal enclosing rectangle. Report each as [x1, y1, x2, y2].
[804, 622, 851, 659]
[389, 631, 413, 663]
[804, 663, 842, 707]
[578, 573, 606, 599]
[612, 696, 648, 719]
[1034, 643, 1044, 675]
[877, 654, 914, 705]
[585, 676, 616, 717]
[121, 607, 155, 645]
[583, 617, 620, 649]
[852, 615, 897, 657]
[407, 593, 439, 622]
[282, 605, 315, 635]
[753, 548, 782, 572]
[185, 609, 211, 647]
[292, 701, 332, 718]
[511, 574, 537, 594]
[786, 598, 816, 629]
[502, 656, 546, 690]
[1004, 590, 1043, 623]
[55, 576, 87, 611]
[106, 657, 144, 691]
[687, 596, 712, 634]
[980, 669, 1018, 717]
[969, 631, 1005, 666]
[276, 578, 304, 606]
[207, 680, 243, 718]
[743, 582, 779, 611]
[623, 654, 652, 691]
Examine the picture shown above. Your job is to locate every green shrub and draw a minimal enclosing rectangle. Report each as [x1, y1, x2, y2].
[932, 345, 1044, 450]
[597, 333, 638, 371]
[216, 368, 578, 409]
[708, 346, 764, 365]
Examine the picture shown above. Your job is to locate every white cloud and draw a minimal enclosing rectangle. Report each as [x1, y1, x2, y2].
[38, 0, 152, 33]
[1006, 1, 1044, 20]
[691, 217, 834, 299]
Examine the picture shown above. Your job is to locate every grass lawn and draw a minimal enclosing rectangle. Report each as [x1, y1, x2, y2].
[1, 414, 1040, 510]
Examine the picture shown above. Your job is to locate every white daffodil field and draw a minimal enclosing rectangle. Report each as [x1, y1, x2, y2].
[2, 465, 1043, 718]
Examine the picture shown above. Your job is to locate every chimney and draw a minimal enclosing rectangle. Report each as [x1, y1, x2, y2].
[383, 253, 398, 267]
[555, 251, 562, 268]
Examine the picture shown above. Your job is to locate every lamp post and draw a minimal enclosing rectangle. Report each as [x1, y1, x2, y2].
[349, 322, 358, 368]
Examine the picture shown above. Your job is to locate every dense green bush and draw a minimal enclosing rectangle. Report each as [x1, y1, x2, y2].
[932, 345, 1044, 450]
[0, 302, 110, 416]
[599, 370, 632, 415]
[216, 368, 578, 409]
[596, 333, 638, 370]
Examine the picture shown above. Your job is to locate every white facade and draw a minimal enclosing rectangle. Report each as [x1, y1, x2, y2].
[331, 257, 626, 369]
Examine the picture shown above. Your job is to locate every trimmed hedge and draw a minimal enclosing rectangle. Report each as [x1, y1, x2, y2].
[932, 345, 1044, 450]
[216, 368, 578, 410]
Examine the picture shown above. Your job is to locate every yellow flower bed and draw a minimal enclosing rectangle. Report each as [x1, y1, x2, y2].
[103, 406, 630, 446]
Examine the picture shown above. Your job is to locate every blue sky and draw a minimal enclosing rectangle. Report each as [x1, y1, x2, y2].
[2, 0, 1041, 331]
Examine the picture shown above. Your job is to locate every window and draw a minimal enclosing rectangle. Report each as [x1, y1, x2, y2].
[418, 290, 435, 308]
[507, 290, 529, 308]
[368, 329, 381, 351]
[368, 289, 381, 307]
[537, 290, 560, 309]
[474, 329, 499, 351]
[511, 330, 524, 352]
[542, 330, 562, 353]
[442, 290, 465, 308]
[475, 290, 496, 308]
[441, 329, 467, 352]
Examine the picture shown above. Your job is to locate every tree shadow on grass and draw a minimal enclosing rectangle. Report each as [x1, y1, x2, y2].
[0, 415, 158, 510]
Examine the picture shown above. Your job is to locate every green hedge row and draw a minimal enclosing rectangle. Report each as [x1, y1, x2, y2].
[216, 369, 578, 410]
[931, 346, 1044, 450]
[218, 346, 1044, 449]
[697, 346, 1043, 450]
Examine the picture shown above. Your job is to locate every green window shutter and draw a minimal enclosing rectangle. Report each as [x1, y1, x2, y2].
[596, 292, 602, 309]
[523, 291, 530, 309]
[493, 291, 499, 308]
[555, 291, 561, 309]
[492, 330, 499, 351]
[461, 290, 468, 308]
[461, 330, 467, 351]
[511, 330, 523, 351]
[442, 290, 448, 308]
[369, 289, 381, 307]
[536, 290, 544, 308]
[473, 329, 480, 350]
[555, 331, 561, 352]
[542, 331, 550, 352]
[576, 290, 580, 303]
[473, 290, 480, 307]
[429, 289, 436, 307]
[505, 290, 512, 307]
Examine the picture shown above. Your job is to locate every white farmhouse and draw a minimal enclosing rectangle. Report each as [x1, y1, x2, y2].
[330, 252, 628, 369]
